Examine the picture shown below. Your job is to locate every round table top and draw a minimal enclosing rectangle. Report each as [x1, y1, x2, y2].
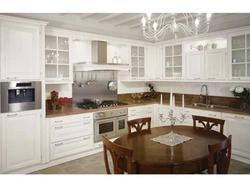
[114, 125, 227, 174]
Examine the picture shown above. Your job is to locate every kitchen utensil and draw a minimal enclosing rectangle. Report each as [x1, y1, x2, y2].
[107, 71, 117, 91]
[78, 72, 85, 87]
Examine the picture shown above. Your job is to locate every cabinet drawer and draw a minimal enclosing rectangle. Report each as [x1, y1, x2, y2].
[128, 105, 153, 114]
[50, 113, 93, 126]
[50, 135, 93, 160]
[50, 120, 93, 143]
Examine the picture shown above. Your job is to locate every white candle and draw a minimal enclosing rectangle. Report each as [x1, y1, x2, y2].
[170, 90, 173, 109]
[172, 94, 175, 117]
[160, 94, 163, 114]
[182, 94, 184, 113]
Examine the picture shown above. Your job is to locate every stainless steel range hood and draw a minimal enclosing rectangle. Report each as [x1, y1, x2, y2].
[74, 41, 130, 71]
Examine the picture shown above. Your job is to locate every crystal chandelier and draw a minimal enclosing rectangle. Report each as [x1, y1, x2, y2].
[141, 13, 212, 42]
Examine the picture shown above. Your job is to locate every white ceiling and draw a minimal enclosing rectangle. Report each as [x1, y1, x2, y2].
[2, 13, 250, 42]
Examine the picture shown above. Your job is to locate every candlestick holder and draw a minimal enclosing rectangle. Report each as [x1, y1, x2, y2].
[159, 109, 186, 141]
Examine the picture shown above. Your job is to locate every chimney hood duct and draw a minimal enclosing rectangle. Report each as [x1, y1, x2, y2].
[73, 41, 130, 71]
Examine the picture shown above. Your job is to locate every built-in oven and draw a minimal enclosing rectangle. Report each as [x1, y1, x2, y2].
[0, 81, 41, 113]
[94, 108, 128, 142]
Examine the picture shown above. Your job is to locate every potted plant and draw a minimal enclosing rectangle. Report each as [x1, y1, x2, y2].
[229, 86, 250, 110]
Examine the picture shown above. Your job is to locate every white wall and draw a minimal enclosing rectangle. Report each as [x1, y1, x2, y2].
[118, 80, 250, 98]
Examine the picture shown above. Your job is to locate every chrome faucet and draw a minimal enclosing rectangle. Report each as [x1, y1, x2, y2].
[200, 84, 210, 107]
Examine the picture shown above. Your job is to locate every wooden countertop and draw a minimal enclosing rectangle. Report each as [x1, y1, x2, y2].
[46, 99, 250, 118]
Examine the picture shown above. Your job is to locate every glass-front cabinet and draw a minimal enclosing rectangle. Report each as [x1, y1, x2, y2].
[130, 46, 145, 79]
[45, 33, 72, 83]
[163, 44, 183, 79]
[228, 31, 250, 80]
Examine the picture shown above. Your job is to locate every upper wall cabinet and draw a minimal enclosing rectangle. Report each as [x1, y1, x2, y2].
[0, 15, 47, 81]
[163, 44, 184, 80]
[185, 38, 227, 81]
[228, 30, 250, 80]
[45, 30, 72, 83]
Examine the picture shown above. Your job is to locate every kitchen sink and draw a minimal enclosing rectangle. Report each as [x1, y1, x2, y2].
[187, 103, 229, 109]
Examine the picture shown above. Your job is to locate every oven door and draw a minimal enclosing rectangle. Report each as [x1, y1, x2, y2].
[94, 117, 116, 142]
[116, 115, 128, 136]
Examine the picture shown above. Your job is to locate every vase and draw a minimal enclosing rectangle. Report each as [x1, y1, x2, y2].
[60, 105, 65, 111]
[240, 98, 249, 111]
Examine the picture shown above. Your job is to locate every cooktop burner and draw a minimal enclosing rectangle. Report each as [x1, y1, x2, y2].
[76, 100, 128, 110]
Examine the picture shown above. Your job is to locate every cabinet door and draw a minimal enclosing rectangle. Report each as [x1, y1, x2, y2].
[0, 22, 40, 80]
[1, 110, 41, 172]
[205, 49, 226, 80]
[131, 45, 146, 79]
[222, 113, 250, 160]
[186, 51, 204, 80]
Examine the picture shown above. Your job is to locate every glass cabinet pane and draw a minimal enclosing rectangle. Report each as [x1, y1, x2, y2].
[58, 65, 69, 78]
[232, 50, 245, 63]
[45, 65, 57, 78]
[165, 68, 172, 77]
[45, 50, 57, 64]
[58, 51, 69, 64]
[139, 47, 144, 56]
[139, 57, 144, 66]
[174, 56, 182, 66]
[174, 67, 182, 77]
[45, 36, 56, 49]
[131, 67, 138, 77]
[165, 46, 172, 56]
[247, 49, 250, 62]
[165, 57, 172, 67]
[174, 45, 182, 55]
[131, 46, 137, 56]
[232, 64, 245, 77]
[139, 68, 145, 77]
[232, 35, 245, 49]
[247, 64, 250, 76]
[131, 57, 138, 66]
[58, 37, 69, 50]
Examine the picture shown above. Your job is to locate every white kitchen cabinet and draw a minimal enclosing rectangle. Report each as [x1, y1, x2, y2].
[228, 30, 250, 80]
[186, 51, 204, 80]
[48, 113, 94, 160]
[45, 29, 72, 83]
[204, 49, 226, 80]
[0, 15, 47, 80]
[222, 113, 250, 163]
[130, 45, 146, 79]
[128, 105, 154, 130]
[186, 49, 226, 80]
[1, 110, 41, 173]
[163, 44, 184, 80]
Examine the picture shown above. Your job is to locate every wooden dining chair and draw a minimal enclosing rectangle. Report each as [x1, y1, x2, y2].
[102, 136, 134, 174]
[127, 117, 151, 134]
[208, 135, 232, 174]
[192, 115, 225, 134]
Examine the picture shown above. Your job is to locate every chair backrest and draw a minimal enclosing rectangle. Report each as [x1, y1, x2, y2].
[192, 115, 225, 134]
[208, 135, 232, 174]
[102, 136, 134, 174]
[127, 117, 151, 134]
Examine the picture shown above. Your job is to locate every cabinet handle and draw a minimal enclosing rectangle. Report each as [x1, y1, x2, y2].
[131, 114, 136, 116]
[208, 78, 215, 80]
[7, 113, 17, 116]
[83, 136, 90, 140]
[83, 121, 90, 124]
[131, 109, 136, 111]
[175, 78, 182, 80]
[194, 78, 200, 80]
[55, 126, 63, 129]
[55, 142, 63, 146]
[234, 115, 244, 119]
[62, 78, 69, 80]
[147, 111, 152, 113]
[208, 114, 216, 117]
[232, 78, 241, 80]
[7, 77, 17, 79]
[83, 116, 90, 119]
[55, 120, 63, 123]
[184, 110, 189, 113]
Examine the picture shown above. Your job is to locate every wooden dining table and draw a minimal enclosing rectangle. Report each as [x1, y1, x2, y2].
[114, 125, 227, 174]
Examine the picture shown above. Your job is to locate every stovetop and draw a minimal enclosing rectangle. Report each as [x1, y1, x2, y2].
[76, 100, 128, 110]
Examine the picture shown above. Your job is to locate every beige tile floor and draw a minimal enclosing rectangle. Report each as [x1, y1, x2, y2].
[29, 152, 250, 174]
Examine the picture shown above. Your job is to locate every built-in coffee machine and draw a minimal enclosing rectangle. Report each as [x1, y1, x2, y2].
[0, 81, 41, 113]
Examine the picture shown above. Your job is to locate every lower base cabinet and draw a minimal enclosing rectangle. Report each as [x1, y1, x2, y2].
[48, 113, 94, 160]
[1, 110, 41, 173]
[222, 113, 250, 161]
